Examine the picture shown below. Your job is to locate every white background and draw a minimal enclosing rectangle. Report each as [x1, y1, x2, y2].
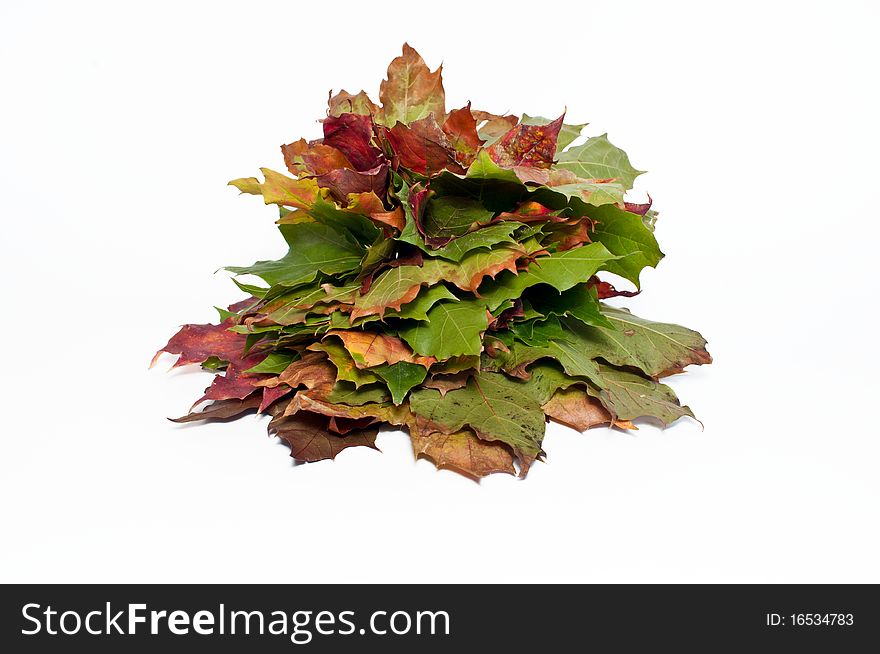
[1, 0, 878, 583]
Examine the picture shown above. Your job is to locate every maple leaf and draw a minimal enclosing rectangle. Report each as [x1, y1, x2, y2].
[421, 371, 471, 396]
[153, 320, 247, 369]
[307, 340, 382, 388]
[442, 103, 483, 166]
[383, 115, 464, 176]
[410, 427, 516, 480]
[409, 371, 550, 471]
[323, 330, 436, 369]
[328, 89, 378, 117]
[281, 139, 353, 177]
[253, 168, 324, 209]
[542, 387, 636, 431]
[568, 307, 712, 378]
[472, 110, 518, 145]
[487, 113, 565, 170]
[322, 113, 384, 171]
[398, 298, 490, 359]
[590, 364, 695, 425]
[556, 133, 644, 190]
[192, 359, 269, 407]
[315, 163, 389, 202]
[542, 217, 593, 251]
[521, 114, 586, 154]
[226, 222, 364, 287]
[269, 410, 379, 462]
[347, 191, 405, 233]
[421, 196, 495, 244]
[258, 351, 337, 393]
[536, 168, 626, 208]
[372, 361, 428, 404]
[478, 242, 618, 311]
[378, 43, 445, 127]
[586, 204, 663, 287]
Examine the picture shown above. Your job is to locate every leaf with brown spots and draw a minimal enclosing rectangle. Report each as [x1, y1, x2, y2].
[487, 113, 564, 169]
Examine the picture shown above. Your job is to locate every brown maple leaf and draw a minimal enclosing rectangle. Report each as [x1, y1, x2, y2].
[269, 410, 379, 462]
[542, 388, 636, 431]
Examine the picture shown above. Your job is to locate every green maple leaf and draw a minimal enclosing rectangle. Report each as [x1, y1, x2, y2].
[426, 222, 522, 262]
[421, 196, 496, 242]
[372, 362, 428, 404]
[244, 351, 298, 374]
[409, 371, 548, 460]
[571, 307, 712, 377]
[530, 285, 614, 330]
[398, 298, 490, 359]
[307, 197, 381, 245]
[510, 315, 567, 347]
[530, 173, 626, 208]
[589, 364, 694, 425]
[478, 242, 617, 311]
[586, 204, 663, 287]
[556, 134, 645, 190]
[326, 382, 391, 406]
[226, 222, 364, 287]
[387, 284, 458, 320]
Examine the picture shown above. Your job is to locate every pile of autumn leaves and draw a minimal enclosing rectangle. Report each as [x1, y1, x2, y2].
[154, 44, 711, 479]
